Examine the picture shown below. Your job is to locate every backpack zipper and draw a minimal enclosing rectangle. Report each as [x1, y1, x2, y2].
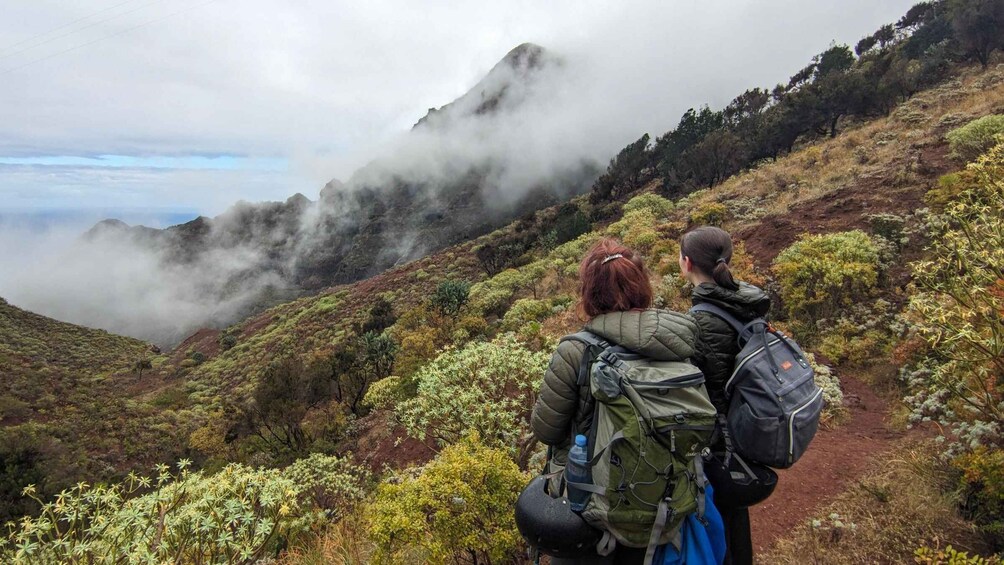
[725, 337, 782, 392]
[787, 388, 823, 464]
[625, 372, 705, 389]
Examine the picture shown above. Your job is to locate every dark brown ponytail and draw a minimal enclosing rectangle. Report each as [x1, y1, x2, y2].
[680, 226, 740, 291]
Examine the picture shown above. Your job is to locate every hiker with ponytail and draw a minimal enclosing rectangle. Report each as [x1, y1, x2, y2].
[680, 226, 771, 565]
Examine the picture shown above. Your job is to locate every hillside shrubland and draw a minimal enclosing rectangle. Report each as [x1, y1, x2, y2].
[4, 1, 1004, 562]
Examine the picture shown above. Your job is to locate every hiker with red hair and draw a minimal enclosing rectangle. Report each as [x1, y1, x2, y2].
[529, 238, 717, 564]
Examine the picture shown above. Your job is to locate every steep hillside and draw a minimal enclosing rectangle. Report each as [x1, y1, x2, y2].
[0, 298, 195, 521]
[173, 64, 1004, 403]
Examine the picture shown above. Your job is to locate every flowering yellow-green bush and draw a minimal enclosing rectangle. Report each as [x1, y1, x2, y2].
[904, 141, 1004, 546]
[362, 375, 407, 410]
[773, 230, 881, 326]
[622, 192, 675, 217]
[946, 115, 1004, 162]
[468, 261, 549, 317]
[0, 461, 316, 564]
[367, 437, 529, 564]
[390, 305, 450, 378]
[915, 543, 1002, 565]
[500, 296, 570, 333]
[284, 453, 371, 520]
[604, 198, 672, 256]
[688, 202, 729, 226]
[391, 333, 549, 466]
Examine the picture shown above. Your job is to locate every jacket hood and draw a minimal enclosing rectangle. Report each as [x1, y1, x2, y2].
[584, 309, 697, 361]
[691, 282, 771, 321]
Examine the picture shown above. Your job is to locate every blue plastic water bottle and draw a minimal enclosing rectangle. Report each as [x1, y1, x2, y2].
[566, 434, 590, 512]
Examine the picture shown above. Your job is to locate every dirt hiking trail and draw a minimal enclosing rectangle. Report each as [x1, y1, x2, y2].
[750, 373, 904, 555]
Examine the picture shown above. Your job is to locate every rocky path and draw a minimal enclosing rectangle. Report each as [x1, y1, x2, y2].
[750, 373, 904, 555]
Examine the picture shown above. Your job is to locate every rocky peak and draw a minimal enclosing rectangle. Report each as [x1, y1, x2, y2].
[413, 42, 557, 129]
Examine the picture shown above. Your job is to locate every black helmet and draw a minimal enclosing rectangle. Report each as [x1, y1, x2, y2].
[703, 450, 778, 509]
[514, 476, 603, 558]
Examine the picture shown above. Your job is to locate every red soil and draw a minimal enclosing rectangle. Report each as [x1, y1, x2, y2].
[347, 411, 437, 473]
[749, 373, 904, 555]
[739, 144, 951, 267]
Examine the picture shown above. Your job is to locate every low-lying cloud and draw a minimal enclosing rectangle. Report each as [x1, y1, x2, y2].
[0, 0, 920, 346]
[0, 218, 286, 347]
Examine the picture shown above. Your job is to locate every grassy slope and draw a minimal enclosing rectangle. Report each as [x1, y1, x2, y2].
[0, 296, 152, 423]
[0, 297, 197, 502]
[161, 64, 1004, 421]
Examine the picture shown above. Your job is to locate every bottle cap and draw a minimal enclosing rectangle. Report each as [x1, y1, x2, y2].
[575, 434, 587, 447]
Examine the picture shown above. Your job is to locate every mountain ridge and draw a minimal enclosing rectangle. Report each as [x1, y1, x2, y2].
[78, 42, 596, 347]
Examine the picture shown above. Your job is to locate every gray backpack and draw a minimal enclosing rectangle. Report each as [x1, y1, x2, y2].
[690, 303, 823, 469]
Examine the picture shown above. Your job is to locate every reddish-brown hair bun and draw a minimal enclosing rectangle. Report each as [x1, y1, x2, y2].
[577, 238, 653, 319]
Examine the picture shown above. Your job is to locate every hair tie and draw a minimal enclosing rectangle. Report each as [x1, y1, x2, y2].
[716, 257, 727, 265]
[602, 253, 624, 265]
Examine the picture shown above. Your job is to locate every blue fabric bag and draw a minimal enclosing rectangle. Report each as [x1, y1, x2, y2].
[654, 482, 727, 565]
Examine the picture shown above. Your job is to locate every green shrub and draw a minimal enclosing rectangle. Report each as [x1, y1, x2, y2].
[954, 448, 1004, 548]
[550, 234, 598, 265]
[468, 261, 548, 317]
[867, 213, 907, 247]
[807, 354, 843, 418]
[0, 461, 317, 564]
[623, 192, 675, 217]
[946, 115, 1004, 162]
[219, 333, 238, 351]
[689, 202, 729, 226]
[773, 230, 881, 326]
[430, 279, 471, 317]
[150, 385, 189, 409]
[815, 300, 900, 366]
[452, 315, 489, 343]
[367, 437, 528, 564]
[501, 298, 556, 332]
[284, 453, 371, 519]
[392, 333, 549, 466]
[904, 142, 1004, 544]
[927, 171, 970, 209]
[915, 543, 1002, 564]
[905, 141, 1004, 446]
[363, 376, 407, 410]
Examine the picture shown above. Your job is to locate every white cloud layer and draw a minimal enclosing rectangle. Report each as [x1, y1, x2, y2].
[0, 0, 919, 345]
[2, 0, 916, 211]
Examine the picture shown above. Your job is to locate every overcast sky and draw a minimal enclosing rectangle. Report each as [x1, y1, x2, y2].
[1, 0, 917, 217]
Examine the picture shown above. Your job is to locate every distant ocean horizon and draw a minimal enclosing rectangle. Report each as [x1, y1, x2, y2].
[0, 207, 200, 233]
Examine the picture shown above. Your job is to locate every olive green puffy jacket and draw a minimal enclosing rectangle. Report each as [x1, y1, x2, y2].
[689, 281, 771, 413]
[530, 309, 699, 464]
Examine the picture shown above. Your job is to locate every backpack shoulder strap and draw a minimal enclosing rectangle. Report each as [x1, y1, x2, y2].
[688, 303, 745, 333]
[560, 331, 610, 386]
[690, 303, 769, 347]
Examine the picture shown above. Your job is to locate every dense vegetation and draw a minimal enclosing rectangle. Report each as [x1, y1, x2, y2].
[3, 0, 1004, 562]
[0, 298, 183, 522]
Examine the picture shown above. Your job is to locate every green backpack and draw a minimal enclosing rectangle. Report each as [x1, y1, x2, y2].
[560, 331, 718, 563]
